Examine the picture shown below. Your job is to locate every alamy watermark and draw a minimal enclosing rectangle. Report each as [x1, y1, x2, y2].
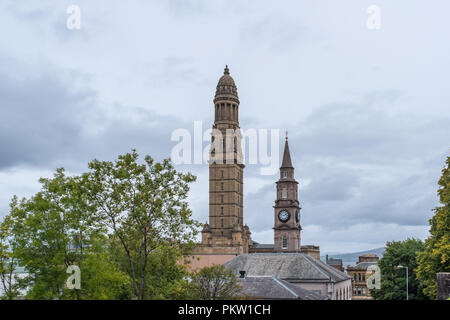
[171, 121, 281, 175]
[66, 5, 81, 30]
[66, 265, 81, 290]
[366, 5, 381, 30]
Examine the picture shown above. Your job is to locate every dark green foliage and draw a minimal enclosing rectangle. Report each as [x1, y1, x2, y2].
[371, 238, 428, 300]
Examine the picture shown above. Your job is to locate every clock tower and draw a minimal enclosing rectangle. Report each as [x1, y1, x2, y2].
[273, 134, 301, 252]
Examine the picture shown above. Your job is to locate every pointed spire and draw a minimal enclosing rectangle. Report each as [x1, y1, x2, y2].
[281, 133, 293, 168]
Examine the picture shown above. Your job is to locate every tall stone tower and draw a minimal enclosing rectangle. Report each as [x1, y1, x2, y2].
[201, 66, 251, 254]
[273, 134, 302, 252]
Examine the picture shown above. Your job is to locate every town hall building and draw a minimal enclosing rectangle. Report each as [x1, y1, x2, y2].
[187, 66, 352, 299]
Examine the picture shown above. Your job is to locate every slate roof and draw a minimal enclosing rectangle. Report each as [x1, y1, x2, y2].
[224, 253, 351, 283]
[326, 258, 343, 266]
[239, 276, 327, 300]
[346, 261, 378, 271]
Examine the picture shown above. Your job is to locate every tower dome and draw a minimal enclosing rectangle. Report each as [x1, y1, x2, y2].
[214, 65, 239, 103]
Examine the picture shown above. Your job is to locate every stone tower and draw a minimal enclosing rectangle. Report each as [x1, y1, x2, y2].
[201, 66, 251, 254]
[273, 134, 302, 252]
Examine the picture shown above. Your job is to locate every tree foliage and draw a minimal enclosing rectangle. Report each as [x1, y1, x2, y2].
[1, 150, 199, 300]
[187, 265, 242, 300]
[0, 212, 20, 299]
[86, 150, 200, 299]
[371, 238, 427, 300]
[416, 155, 450, 299]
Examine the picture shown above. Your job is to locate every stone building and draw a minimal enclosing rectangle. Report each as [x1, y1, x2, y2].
[437, 272, 450, 300]
[188, 66, 251, 269]
[325, 255, 344, 272]
[186, 66, 352, 300]
[225, 253, 351, 300]
[346, 254, 379, 300]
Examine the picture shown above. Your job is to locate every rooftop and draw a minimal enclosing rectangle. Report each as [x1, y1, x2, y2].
[240, 276, 327, 300]
[224, 253, 351, 283]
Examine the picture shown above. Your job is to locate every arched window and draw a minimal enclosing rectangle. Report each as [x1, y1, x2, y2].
[282, 236, 288, 249]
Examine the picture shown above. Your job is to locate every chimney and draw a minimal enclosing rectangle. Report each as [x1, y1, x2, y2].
[239, 271, 246, 278]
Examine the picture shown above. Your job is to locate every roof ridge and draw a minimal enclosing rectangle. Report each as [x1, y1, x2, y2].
[312, 255, 351, 281]
[272, 277, 299, 299]
[300, 253, 330, 280]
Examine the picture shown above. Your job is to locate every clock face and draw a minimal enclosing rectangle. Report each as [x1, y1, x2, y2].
[278, 210, 290, 222]
[295, 210, 300, 222]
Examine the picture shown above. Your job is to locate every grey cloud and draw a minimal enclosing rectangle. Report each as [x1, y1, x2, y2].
[164, 0, 209, 17]
[238, 90, 448, 245]
[239, 17, 306, 52]
[0, 55, 191, 172]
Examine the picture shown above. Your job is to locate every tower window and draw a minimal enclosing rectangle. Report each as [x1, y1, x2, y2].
[221, 207, 224, 215]
[221, 195, 224, 203]
[221, 219, 224, 227]
[282, 188, 287, 199]
[221, 182, 224, 191]
[283, 171, 288, 178]
[282, 236, 288, 249]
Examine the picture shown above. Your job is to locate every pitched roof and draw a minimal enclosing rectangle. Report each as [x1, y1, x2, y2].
[224, 253, 351, 283]
[326, 258, 343, 266]
[346, 261, 378, 271]
[239, 276, 327, 300]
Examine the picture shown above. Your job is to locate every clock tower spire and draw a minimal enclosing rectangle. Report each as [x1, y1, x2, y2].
[273, 134, 301, 252]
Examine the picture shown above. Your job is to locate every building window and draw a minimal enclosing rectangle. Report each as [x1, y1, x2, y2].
[283, 171, 287, 178]
[221, 182, 224, 191]
[362, 273, 366, 282]
[221, 219, 224, 227]
[353, 287, 356, 296]
[221, 207, 224, 215]
[357, 288, 361, 296]
[221, 195, 224, 203]
[282, 236, 288, 249]
[282, 188, 287, 199]
[362, 288, 366, 296]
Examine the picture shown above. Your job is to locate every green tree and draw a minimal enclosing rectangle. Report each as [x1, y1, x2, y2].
[7, 169, 131, 300]
[0, 212, 20, 299]
[371, 239, 427, 300]
[4, 150, 199, 300]
[187, 265, 242, 300]
[417, 155, 450, 299]
[85, 150, 200, 300]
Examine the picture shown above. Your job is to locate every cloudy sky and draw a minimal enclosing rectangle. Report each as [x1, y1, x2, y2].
[0, 0, 449, 254]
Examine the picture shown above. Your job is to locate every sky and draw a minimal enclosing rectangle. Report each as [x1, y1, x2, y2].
[0, 0, 449, 254]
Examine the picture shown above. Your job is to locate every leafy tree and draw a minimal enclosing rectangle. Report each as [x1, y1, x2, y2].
[0, 212, 21, 299]
[85, 150, 200, 300]
[7, 169, 131, 300]
[417, 155, 450, 299]
[4, 150, 199, 300]
[187, 265, 242, 300]
[371, 239, 427, 300]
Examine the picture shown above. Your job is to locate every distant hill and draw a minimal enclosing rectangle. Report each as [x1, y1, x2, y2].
[320, 247, 385, 268]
